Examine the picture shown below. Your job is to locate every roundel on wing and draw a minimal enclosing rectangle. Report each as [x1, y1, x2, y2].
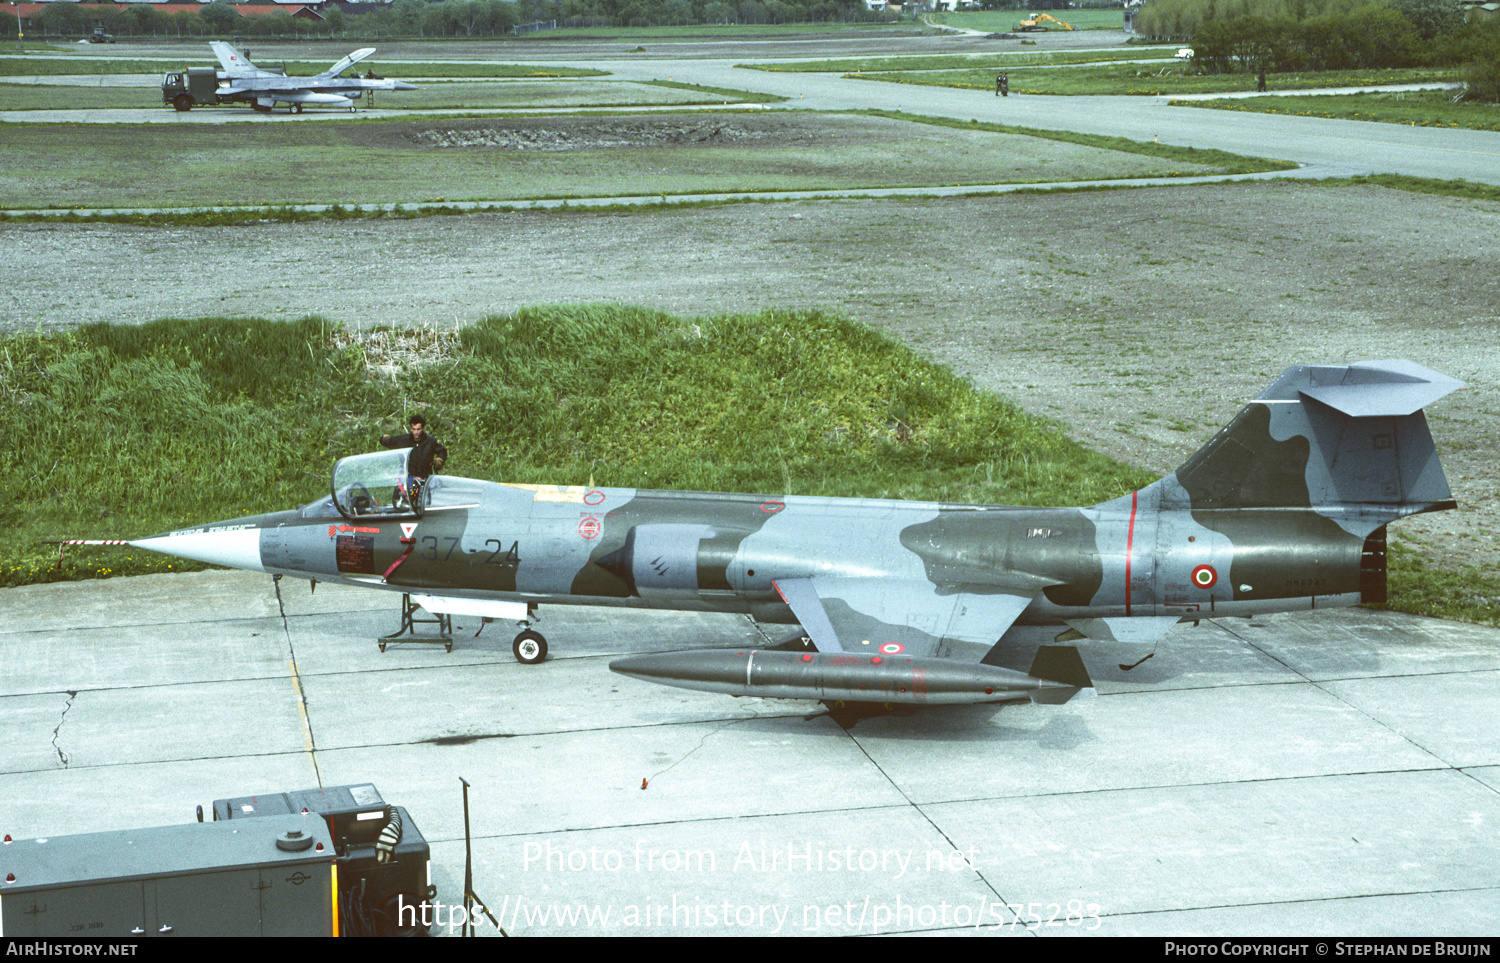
[1191, 564, 1218, 588]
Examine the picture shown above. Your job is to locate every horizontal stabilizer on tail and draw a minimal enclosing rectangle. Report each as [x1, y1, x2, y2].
[1294, 360, 1464, 417]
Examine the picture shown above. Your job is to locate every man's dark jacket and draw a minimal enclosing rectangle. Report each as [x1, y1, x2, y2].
[380, 432, 447, 477]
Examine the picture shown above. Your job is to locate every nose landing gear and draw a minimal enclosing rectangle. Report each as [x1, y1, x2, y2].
[512, 629, 547, 665]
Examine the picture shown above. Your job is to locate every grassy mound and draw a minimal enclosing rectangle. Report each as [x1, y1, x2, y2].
[3, 306, 1147, 586]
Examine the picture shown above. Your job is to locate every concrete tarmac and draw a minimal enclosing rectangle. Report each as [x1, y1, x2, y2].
[3, 569, 1498, 936]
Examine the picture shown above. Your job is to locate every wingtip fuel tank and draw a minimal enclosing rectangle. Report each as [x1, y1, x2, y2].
[609, 645, 1094, 706]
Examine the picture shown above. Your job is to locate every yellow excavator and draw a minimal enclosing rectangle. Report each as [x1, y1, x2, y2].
[1014, 12, 1076, 30]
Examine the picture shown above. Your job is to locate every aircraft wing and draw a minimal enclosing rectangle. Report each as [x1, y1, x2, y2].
[324, 47, 377, 78]
[773, 575, 1045, 660]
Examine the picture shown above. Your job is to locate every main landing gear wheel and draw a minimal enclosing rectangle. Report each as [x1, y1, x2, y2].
[512, 630, 547, 665]
[291, 103, 303, 114]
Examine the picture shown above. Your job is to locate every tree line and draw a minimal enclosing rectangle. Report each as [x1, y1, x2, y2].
[1134, 0, 1500, 100]
[5, 0, 886, 40]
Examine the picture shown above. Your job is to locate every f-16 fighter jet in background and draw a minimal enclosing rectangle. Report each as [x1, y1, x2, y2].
[130, 361, 1462, 709]
[209, 42, 416, 113]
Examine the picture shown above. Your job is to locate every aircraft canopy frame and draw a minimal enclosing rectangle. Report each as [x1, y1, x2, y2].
[330, 449, 428, 520]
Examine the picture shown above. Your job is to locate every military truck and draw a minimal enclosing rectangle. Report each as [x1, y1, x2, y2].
[161, 67, 224, 111]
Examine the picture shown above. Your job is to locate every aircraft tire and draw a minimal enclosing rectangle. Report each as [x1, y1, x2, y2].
[173, 95, 192, 112]
[291, 103, 302, 114]
[513, 630, 547, 665]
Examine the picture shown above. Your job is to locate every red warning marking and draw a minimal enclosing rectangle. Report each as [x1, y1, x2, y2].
[328, 524, 381, 536]
[579, 517, 601, 540]
[760, 500, 785, 514]
[383, 545, 413, 579]
[1192, 564, 1218, 588]
[879, 642, 905, 655]
[584, 489, 605, 506]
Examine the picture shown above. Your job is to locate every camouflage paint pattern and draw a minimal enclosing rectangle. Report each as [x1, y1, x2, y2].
[133, 361, 1462, 702]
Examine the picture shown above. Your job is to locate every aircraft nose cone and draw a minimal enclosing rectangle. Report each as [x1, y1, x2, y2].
[393, 81, 417, 90]
[129, 514, 280, 572]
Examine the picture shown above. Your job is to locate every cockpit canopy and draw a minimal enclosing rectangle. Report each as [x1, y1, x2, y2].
[328, 448, 427, 519]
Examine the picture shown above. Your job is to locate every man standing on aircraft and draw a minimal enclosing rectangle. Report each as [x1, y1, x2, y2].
[380, 414, 447, 478]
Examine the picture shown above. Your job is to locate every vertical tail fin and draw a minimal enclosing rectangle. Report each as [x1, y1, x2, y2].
[1167, 360, 1461, 528]
[209, 41, 260, 78]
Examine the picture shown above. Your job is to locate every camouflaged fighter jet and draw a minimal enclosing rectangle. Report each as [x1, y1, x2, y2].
[129, 360, 1461, 708]
[208, 42, 415, 114]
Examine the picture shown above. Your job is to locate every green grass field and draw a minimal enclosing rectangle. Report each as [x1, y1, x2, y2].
[747, 48, 1167, 73]
[853, 63, 1463, 97]
[0, 84, 145, 109]
[483, 20, 931, 41]
[0, 112, 1235, 211]
[1177, 89, 1500, 132]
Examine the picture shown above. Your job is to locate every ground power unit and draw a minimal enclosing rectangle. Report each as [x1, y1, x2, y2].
[1, 816, 337, 937]
[210, 783, 435, 936]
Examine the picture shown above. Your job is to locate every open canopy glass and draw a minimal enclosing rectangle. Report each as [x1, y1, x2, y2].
[329, 448, 426, 519]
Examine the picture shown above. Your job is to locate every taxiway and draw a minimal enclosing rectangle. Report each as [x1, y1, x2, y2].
[3, 570, 1498, 935]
